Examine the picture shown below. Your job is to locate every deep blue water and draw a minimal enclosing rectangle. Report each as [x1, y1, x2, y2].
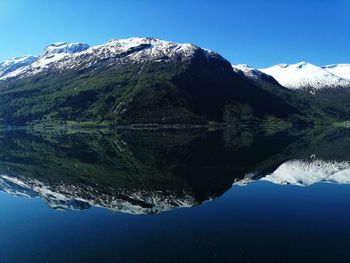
[1, 182, 350, 263]
[0, 128, 349, 262]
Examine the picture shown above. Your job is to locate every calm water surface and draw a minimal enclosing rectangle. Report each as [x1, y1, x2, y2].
[0, 127, 350, 263]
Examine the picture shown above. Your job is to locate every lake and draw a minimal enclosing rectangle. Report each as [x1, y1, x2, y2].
[0, 127, 350, 263]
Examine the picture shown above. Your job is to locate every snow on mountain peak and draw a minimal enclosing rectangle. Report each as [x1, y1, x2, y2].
[233, 64, 260, 73]
[233, 64, 253, 71]
[93, 37, 202, 61]
[234, 158, 350, 187]
[0, 37, 212, 81]
[232, 64, 266, 80]
[0, 174, 198, 214]
[295, 61, 308, 68]
[105, 37, 196, 50]
[276, 64, 289, 68]
[261, 159, 350, 186]
[28, 42, 90, 72]
[41, 42, 90, 57]
[232, 64, 283, 89]
[0, 55, 37, 78]
[0, 42, 90, 80]
[1, 38, 348, 91]
[260, 62, 350, 90]
[322, 64, 350, 81]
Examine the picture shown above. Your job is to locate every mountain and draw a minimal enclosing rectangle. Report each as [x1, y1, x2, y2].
[322, 64, 350, 81]
[261, 159, 350, 186]
[0, 55, 37, 78]
[232, 64, 283, 87]
[0, 173, 196, 213]
[235, 159, 350, 187]
[0, 37, 300, 126]
[260, 62, 350, 91]
[232, 63, 350, 122]
[232, 64, 296, 97]
[0, 42, 90, 80]
[231, 64, 344, 123]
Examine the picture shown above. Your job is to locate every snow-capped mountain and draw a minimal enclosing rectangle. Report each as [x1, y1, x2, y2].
[2, 36, 297, 126]
[262, 159, 350, 186]
[235, 158, 350, 187]
[322, 64, 350, 81]
[232, 64, 270, 80]
[232, 64, 283, 88]
[233, 63, 350, 91]
[2, 40, 349, 92]
[0, 55, 37, 78]
[0, 37, 349, 125]
[0, 37, 218, 81]
[260, 62, 350, 91]
[0, 42, 90, 80]
[0, 173, 198, 214]
[41, 42, 90, 57]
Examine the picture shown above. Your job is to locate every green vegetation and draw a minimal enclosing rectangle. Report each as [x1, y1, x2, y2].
[223, 103, 253, 124]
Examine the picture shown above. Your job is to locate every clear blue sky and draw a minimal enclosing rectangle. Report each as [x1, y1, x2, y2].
[1, 0, 349, 67]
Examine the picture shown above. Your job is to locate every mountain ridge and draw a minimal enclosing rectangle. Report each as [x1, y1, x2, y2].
[0, 37, 303, 126]
[0, 38, 349, 126]
[0, 38, 218, 81]
[1, 40, 349, 90]
[260, 62, 350, 91]
[232, 62, 350, 92]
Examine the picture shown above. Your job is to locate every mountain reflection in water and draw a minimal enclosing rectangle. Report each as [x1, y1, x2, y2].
[0, 127, 350, 214]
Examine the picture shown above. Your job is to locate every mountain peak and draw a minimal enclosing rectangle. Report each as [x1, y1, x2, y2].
[233, 64, 262, 76]
[261, 159, 350, 186]
[0, 37, 215, 81]
[294, 61, 311, 68]
[41, 42, 90, 57]
[233, 64, 253, 70]
[232, 64, 288, 91]
[0, 55, 36, 68]
[260, 62, 350, 90]
[107, 37, 162, 44]
[276, 64, 289, 68]
[103, 37, 200, 56]
[322, 64, 350, 81]
[0, 55, 37, 78]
